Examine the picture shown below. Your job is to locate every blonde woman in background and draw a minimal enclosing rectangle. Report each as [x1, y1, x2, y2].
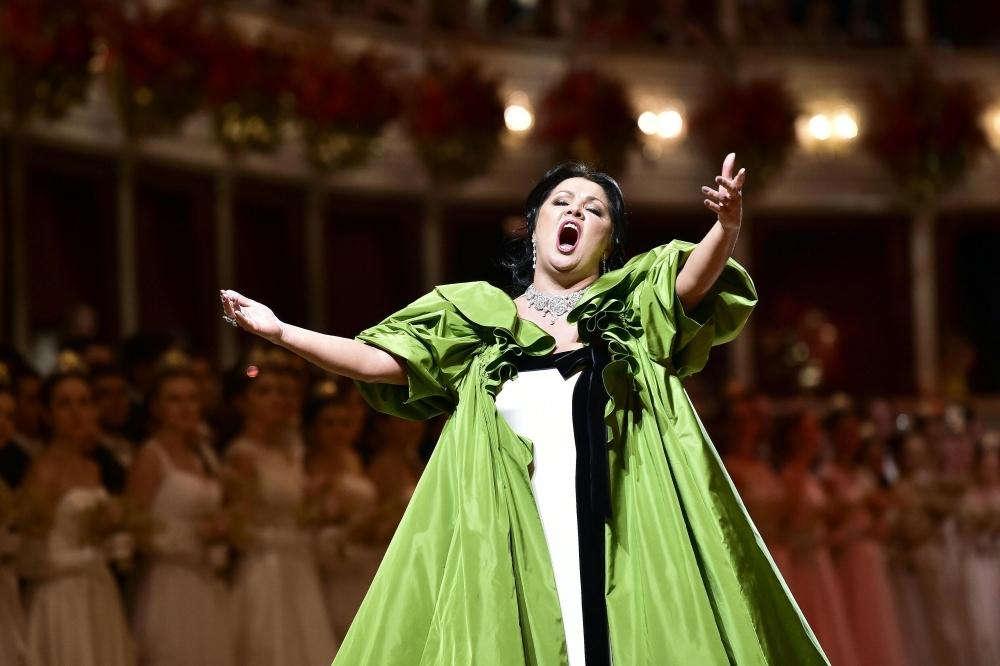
[225, 349, 337, 666]
[127, 355, 233, 666]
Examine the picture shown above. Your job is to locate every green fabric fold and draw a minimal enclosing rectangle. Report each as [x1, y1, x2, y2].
[340, 242, 828, 666]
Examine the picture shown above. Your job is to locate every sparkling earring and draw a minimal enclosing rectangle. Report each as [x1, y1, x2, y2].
[601, 256, 607, 275]
[532, 239, 537, 269]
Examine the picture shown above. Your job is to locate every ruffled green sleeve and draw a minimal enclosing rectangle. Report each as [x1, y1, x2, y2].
[354, 289, 484, 420]
[639, 240, 757, 378]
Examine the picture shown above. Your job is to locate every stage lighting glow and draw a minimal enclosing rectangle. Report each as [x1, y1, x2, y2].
[638, 112, 658, 135]
[833, 114, 858, 139]
[504, 104, 533, 132]
[808, 114, 832, 141]
[994, 110, 1000, 135]
[656, 110, 683, 138]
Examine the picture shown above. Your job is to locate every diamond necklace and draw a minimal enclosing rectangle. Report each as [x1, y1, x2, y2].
[524, 284, 588, 325]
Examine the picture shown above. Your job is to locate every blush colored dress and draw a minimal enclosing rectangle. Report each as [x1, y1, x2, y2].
[780, 472, 860, 666]
[724, 457, 792, 576]
[822, 463, 909, 666]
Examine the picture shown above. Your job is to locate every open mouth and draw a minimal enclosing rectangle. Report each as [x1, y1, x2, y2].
[557, 220, 581, 253]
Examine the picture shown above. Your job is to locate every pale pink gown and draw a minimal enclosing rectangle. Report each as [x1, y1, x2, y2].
[724, 457, 792, 575]
[781, 471, 861, 666]
[958, 486, 1000, 666]
[823, 464, 910, 666]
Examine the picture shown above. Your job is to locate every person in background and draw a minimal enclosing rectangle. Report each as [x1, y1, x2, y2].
[127, 354, 233, 666]
[775, 409, 860, 666]
[720, 395, 791, 575]
[1, 368, 32, 489]
[885, 433, 961, 666]
[0, 372, 28, 665]
[821, 408, 909, 666]
[20, 363, 135, 666]
[366, 414, 427, 541]
[957, 434, 1000, 666]
[10, 363, 45, 465]
[224, 348, 337, 666]
[303, 379, 381, 641]
[91, 365, 137, 494]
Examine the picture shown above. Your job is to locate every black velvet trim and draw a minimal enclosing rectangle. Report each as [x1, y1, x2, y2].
[512, 347, 612, 666]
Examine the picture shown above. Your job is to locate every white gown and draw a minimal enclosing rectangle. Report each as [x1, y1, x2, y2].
[227, 438, 338, 666]
[959, 486, 1000, 666]
[25, 486, 135, 666]
[315, 474, 385, 641]
[132, 442, 234, 666]
[495, 366, 588, 666]
[1, 532, 28, 666]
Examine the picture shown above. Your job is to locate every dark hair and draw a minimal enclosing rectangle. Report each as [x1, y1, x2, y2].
[502, 162, 628, 294]
[302, 388, 350, 431]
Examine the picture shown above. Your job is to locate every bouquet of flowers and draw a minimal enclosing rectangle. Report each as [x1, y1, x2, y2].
[204, 27, 296, 154]
[864, 61, 988, 201]
[689, 76, 799, 196]
[0, 0, 97, 121]
[405, 61, 505, 183]
[293, 48, 401, 171]
[77, 495, 157, 572]
[101, 0, 210, 138]
[536, 68, 638, 178]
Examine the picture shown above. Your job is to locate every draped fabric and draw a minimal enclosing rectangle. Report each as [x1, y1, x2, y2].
[337, 241, 829, 666]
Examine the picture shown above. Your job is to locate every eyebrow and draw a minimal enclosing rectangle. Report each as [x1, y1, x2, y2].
[552, 191, 607, 206]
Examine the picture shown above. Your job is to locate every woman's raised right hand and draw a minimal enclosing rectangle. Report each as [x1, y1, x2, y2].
[220, 290, 284, 343]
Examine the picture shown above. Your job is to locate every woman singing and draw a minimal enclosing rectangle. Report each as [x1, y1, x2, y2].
[221, 156, 828, 665]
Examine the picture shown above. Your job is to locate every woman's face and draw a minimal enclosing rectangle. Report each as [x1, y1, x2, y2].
[150, 376, 202, 438]
[977, 449, 1000, 486]
[533, 177, 613, 284]
[900, 436, 928, 476]
[278, 373, 303, 426]
[238, 372, 287, 431]
[0, 392, 16, 444]
[45, 377, 99, 450]
[311, 403, 362, 453]
[831, 414, 862, 459]
[792, 412, 823, 461]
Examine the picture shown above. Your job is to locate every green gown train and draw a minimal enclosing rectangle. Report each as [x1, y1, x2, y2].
[333, 240, 830, 666]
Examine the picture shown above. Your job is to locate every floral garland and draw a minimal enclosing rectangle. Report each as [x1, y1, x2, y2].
[405, 61, 505, 183]
[864, 61, 988, 201]
[689, 77, 799, 196]
[102, 1, 210, 138]
[0, 0, 97, 121]
[204, 27, 296, 154]
[537, 68, 637, 178]
[293, 48, 401, 171]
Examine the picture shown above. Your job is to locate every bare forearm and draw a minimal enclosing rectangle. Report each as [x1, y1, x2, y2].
[276, 324, 407, 385]
[676, 220, 740, 313]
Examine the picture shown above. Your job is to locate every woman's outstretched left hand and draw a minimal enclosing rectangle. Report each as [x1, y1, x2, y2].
[701, 153, 746, 230]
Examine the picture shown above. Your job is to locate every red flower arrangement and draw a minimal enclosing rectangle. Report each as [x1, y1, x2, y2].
[204, 27, 296, 154]
[689, 77, 799, 195]
[536, 69, 637, 178]
[864, 62, 988, 201]
[405, 62, 505, 183]
[101, 1, 210, 138]
[293, 48, 401, 171]
[0, 0, 97, 121]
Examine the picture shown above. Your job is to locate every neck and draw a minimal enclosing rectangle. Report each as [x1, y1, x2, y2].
[531, 270, 598, 295]
[49, 437, 85, 457]
[242, 421, 286, 448]
[155, 427, 197, 453]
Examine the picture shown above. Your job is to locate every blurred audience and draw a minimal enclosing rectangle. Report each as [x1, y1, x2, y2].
[0, 337, 998, 666]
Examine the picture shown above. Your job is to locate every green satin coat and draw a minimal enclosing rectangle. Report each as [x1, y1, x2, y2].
[335, 241, 829, 666]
